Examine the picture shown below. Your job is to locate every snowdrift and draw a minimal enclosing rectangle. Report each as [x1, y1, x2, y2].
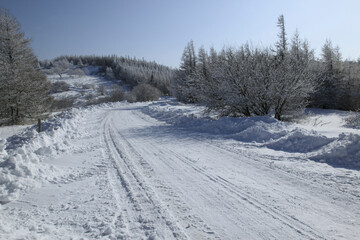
[265, 130, 334, 153]
[310, 133, 360, 168]
[0, 104, 110, 204]
[143, 99, 360, 169]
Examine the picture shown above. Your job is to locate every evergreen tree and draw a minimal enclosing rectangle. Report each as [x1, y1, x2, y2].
[174, 40, 200, 103]
[313, 40, 343, 109]
[0, 8, 52, 125]
[275, 14, 287, 61]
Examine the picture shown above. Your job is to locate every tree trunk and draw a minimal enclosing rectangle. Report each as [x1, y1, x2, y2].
[38, 119, 41, 133]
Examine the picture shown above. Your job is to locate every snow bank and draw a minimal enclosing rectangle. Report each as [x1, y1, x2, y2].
[0, 104, 109, 204]
[265, 130, 334, 153]
[310, 133, 360, 168]
[143, 100, 330, 148]
[143, 100, 288, 142]
[143, 99, 360, 169]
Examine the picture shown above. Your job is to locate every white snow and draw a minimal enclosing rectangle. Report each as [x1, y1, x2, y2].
[0, 125, 30, 139]
[294, 108, 360, 137]
[0, 97, 360, 239]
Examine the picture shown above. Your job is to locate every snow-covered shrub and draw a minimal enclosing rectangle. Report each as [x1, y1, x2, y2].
[129, 83, 161, 102]
[97, 85, 106, 96]
[125, 92, 137, 103]
[345, 111, 360, 129]
[50, 81, 70, 93]
[107, 85, 125, 102]
[67, 68, 85, 76]
[52, 97, 75, 111]
[81, 83, 94, 90]
[87, 85, 125, 105]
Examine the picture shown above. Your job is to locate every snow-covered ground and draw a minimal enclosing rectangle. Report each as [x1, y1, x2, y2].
[294, 108, 360, 137]
[0, 98, 360, 239]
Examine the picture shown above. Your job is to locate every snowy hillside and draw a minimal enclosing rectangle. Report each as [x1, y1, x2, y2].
[0, 98, 360, 239]
[47, 72, 120, 108]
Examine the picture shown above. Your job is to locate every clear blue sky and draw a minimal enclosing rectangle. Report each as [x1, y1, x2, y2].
[1, 0, 360, 67]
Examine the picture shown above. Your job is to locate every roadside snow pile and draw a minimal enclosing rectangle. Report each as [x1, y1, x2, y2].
[143, 100, 288, 142]
[266, 130, 334, 153]
[143, 99, 360, 169]
[0, 104, 102, 204]
[143, 100, 331, 146]
[232, 118, 288, 142]
[311, 133, 360, 168]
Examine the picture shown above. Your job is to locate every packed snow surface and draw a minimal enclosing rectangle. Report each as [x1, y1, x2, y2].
[1, 98, 360, 239]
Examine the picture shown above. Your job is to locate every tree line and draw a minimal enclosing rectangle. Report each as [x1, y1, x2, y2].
[172, 15, 360, 120]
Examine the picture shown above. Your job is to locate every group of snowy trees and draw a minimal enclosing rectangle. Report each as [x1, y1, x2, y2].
[311, 40, 360, 110]
[0, 9, 52, 125]
[173, 15, 360, 120]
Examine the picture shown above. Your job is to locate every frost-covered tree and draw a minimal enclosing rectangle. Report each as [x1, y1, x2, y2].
[272, 31, 316, 120]
[0, 9, 52, 125]
[105, 66, 115, 80]
[52, 57, 71, 78]
[173, 40, 200, 103]
[275, 14, 287, 61]
[312, 40, 344, 109]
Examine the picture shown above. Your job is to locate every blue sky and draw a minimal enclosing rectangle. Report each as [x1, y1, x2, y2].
[1, 0, 360, 67]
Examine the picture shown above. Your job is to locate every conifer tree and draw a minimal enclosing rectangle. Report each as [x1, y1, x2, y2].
[0, 8, 52, 125]
[174, 40, 200, 103]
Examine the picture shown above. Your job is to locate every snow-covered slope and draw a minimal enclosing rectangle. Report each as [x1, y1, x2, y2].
[0, 99, 359, 239]
[47, 72, 116, 107]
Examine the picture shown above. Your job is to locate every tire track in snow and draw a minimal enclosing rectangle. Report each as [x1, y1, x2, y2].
[212, 141, 360, 202]
[102, 115, 188, 239]
[111, 119, 221, 239]
[134, 108, 359, 239]
[122, 111, 326, 239]
[162, 148, 326, 240]
[103, 106, 357, 239]
[118, 110, 305, 238]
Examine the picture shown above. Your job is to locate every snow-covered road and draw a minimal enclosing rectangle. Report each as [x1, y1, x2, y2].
[1, 102, 360, 239]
